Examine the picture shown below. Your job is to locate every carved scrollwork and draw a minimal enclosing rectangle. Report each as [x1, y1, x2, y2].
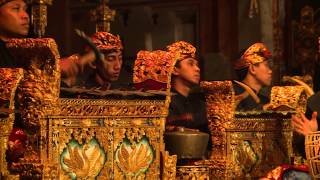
[6, 38, 61, 131]
[200, 81, 234, 177]
[60, 98, 167, 117]
[60, 139, 106, 179]
[176, 165, 210, 180]
[264, 86, 307, 112]
[162, 151, 177, 180]
[43, 110, 162, 179]
[0, 68, 24, 178]
[226, 118, 293, 178]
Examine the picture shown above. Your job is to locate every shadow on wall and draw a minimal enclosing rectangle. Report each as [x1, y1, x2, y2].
[202, 53, 236, 81]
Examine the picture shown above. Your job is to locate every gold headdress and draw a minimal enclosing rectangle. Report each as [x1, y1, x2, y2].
[133, 41, 197, 90]
[234, 42, 272, 70]
[133, 50, 174, 84]
[0, 0, 27, 6]
[90, 32, 123, 52]
[166, 41, 196, 63]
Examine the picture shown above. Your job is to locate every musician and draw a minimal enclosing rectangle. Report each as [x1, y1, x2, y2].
[61, 32, 123, 90]
[233, 43, 273, 111]
[165, 41, 208, 133]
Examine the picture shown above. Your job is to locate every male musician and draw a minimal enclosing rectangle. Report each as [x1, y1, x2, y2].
[166, 41, 208, 133]
[233, 43, 273, 111]
[61, 32, 123, 90]
[0, 0, 29, 67]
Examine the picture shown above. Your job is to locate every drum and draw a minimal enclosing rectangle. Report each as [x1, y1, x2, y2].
[305, 131, 320, 179]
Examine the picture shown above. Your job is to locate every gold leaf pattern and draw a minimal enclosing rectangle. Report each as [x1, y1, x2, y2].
[62, 142, 105, 179]
[116, 142, 153, 177]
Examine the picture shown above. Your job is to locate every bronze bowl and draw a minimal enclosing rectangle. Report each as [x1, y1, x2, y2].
[164, 127, 209, 159]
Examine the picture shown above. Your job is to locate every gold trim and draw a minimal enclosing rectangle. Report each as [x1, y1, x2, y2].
[0, 68, 24, 178]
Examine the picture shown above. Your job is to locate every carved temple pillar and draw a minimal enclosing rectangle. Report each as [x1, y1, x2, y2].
[28, 0, 53, 37]
[272, 0, 284, 84]
[91, 0, 116, 32]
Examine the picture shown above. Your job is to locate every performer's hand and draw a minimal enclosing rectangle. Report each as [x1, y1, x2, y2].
[291, 111, 318, 136]
[78, 50, 96, 70]
[60, 51, 96, 87]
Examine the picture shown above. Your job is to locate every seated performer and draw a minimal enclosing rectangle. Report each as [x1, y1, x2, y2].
[0, 0, 29, 67]
[61, 32, 123, 90]
[233, 43, 273, 111]
[165, 41, 209, 133]
[0, 0, 96, 84]
[291, 88, 320, 159]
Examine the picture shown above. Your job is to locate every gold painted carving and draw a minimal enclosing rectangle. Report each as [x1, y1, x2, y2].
[0, 68, 24, 178]
[264, 86, 307, 112]
[60, 98, 168, 117]
[225, 122, 293, 179]
[28, 0, 54, 37]
[200, 81, 235, 179]
[200, 81, 300, 179]
[133, 50, 175, 85]
[116, 142, 153, 178]
[200, 81, 234, 158]
[42, 97, 164, 179]
[305, 132, 320, 179]
[176, 165, 210, 180]
[162, 151, 177, 180]
[91, 0, 116, 32]
[6, 38, 61, 130]
[62, 142, 105, 178]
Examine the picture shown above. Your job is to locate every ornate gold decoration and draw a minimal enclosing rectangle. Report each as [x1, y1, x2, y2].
[40, 97, 165, 179]
[167, 41, 196, 62]
[176, 165, 210, 180]
[233, 42, 272, 70]
[263, 86, 307, 111]
[90, 31, 123, 51]
[91, 0, 116, 32]
[225, 117, 293, 179]
[200, 81, 234, 159]
[6, 38, 61, 130]
[116, 141, 153, 177]
[200, 81, 235, 178]
[0, 68, 24, 178]
[28, 0, 54, 37]
[61, 140, 105, 179]
[200, 81, 300, 179]
[162, 151, 177, 179]
[0, 39, 60, 178]
[193, 160, 225, 179]
[133, 50, 175, 85]
[305, 132, 320, 179]
[232, 140, 258, 174]
[282, 75, 314, 97]
[60, 98, 168, 117]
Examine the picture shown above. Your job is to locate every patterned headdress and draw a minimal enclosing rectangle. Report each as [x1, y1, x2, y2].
[133, 50, 174, 86]
[234, 43, 272, 70]
[90, 32, 123, 52]
[133, 41, 197, 90]
[0, 0, 26, 6]
[167, 41, 196, 63]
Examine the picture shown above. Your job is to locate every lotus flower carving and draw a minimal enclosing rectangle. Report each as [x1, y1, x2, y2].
[116, 141, 153, 176]
[61, 140, 105, 179]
